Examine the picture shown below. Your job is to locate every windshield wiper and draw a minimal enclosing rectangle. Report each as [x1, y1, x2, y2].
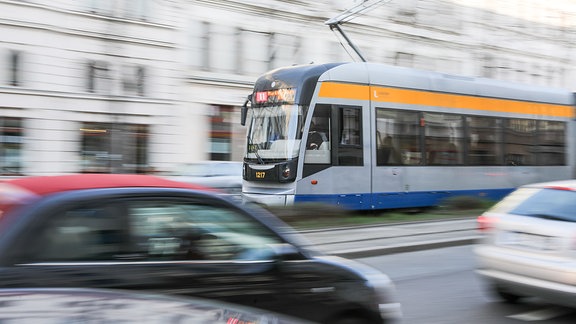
[247, 136, 264, 164]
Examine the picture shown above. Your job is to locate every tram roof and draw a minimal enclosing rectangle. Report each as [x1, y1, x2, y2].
[253, 63, 344, 106]
[317, 62, 574, 105]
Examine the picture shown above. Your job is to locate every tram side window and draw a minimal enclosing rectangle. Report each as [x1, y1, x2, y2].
[466, 116, 503, 165]
[375, 108, 419, 165]
[424, 113, 464, 165]
[336, 106, 363, 166]
[504, 119, 536, 166]
[536, 121, 565, 166]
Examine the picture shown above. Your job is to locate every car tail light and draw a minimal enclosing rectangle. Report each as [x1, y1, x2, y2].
[544, 185, 574, 191]
[477, 215, 495, 232]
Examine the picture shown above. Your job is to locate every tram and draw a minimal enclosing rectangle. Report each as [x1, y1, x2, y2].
[240, 62, 576, 210]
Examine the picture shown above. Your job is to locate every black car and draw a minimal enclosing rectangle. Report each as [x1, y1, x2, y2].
[0, 174, 401, 324]
[0, 287, 311, 323]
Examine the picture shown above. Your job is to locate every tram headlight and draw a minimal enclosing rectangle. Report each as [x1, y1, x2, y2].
[282, 166, 291, 179]
[278, 162, 296, 182]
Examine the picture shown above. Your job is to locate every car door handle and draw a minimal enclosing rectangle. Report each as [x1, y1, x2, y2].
[113, 253, 147, 260]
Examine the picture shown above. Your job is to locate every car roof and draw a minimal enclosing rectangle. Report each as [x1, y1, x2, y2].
[523, 179, 576, 191]
[4, 174, 211, 196]
[0, 174, 216, 212]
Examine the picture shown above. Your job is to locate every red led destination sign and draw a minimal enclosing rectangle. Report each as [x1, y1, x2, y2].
[254, 88, 296, 105]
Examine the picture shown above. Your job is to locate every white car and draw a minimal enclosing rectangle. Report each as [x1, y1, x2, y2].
[165, 161, 243, 195]
[475, 180, 576, 306]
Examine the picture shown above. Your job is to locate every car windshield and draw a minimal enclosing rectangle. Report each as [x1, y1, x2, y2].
[491, 187, 576, 222]
[245, 104, 304, 161]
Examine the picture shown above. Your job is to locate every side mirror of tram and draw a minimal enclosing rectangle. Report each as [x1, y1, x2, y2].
[240, 95, 251, 126]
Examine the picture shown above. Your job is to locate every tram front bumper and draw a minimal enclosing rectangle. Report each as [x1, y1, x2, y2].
[242, 192, 295, 206]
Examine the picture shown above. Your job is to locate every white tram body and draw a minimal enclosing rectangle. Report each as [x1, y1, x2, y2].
[241, 62, 575, 210]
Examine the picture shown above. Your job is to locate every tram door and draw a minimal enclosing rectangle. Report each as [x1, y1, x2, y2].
[301, 104, 372, 210]
[372, 108, 415, 209]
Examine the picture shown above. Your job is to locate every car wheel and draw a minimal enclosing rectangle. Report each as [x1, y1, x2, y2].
[494, 286, 523, 304]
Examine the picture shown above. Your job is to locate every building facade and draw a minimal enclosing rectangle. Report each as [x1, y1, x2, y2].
[1, 0, 575, 175]
[0, 0, 189, 175]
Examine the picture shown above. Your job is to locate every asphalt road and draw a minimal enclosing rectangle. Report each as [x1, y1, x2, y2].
[356, 245, 576, 324]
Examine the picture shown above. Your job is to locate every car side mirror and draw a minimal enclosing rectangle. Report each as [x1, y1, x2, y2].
[267, 243, 303, 261]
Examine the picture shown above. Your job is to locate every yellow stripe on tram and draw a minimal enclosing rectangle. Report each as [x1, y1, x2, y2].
[318, 82, 574, 118]
[318, 82, 370, 101]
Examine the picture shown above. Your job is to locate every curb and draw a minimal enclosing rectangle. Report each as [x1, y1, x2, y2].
[326, 236, 480, 259]
[297, 217, 477, 234]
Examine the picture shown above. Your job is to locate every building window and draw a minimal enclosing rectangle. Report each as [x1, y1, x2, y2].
[201, 21, 211, 71]
[395, 52, 414, 68]
[125, 124, 149, 173]
[0, 117, 23, 175]
[87, 0, 114, 15]
[268, 33, 302, 69]
[9, 51, 22, 87]
[267, 32, 276, 71]
[86, 60, 110, 93]
[122, 65, 146, 96]
[81, 122, 149, 173]
[238, 29, 270, 75]
[121, 0, 150, 20]
[209, 106, 233, 161]
[481, 54, 496, 78]
[394, 0, 418, 23]
[234, 27, 243, 74]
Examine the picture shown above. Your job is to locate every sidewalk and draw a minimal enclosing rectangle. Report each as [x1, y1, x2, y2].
[299, 218, 481, 259]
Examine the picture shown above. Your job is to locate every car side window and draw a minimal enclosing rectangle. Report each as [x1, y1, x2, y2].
[27, 204, 126, 262]
[128, 200, 283, 261]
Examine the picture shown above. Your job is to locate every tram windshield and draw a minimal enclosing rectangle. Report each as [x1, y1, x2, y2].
[245, 104, 305, 162]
